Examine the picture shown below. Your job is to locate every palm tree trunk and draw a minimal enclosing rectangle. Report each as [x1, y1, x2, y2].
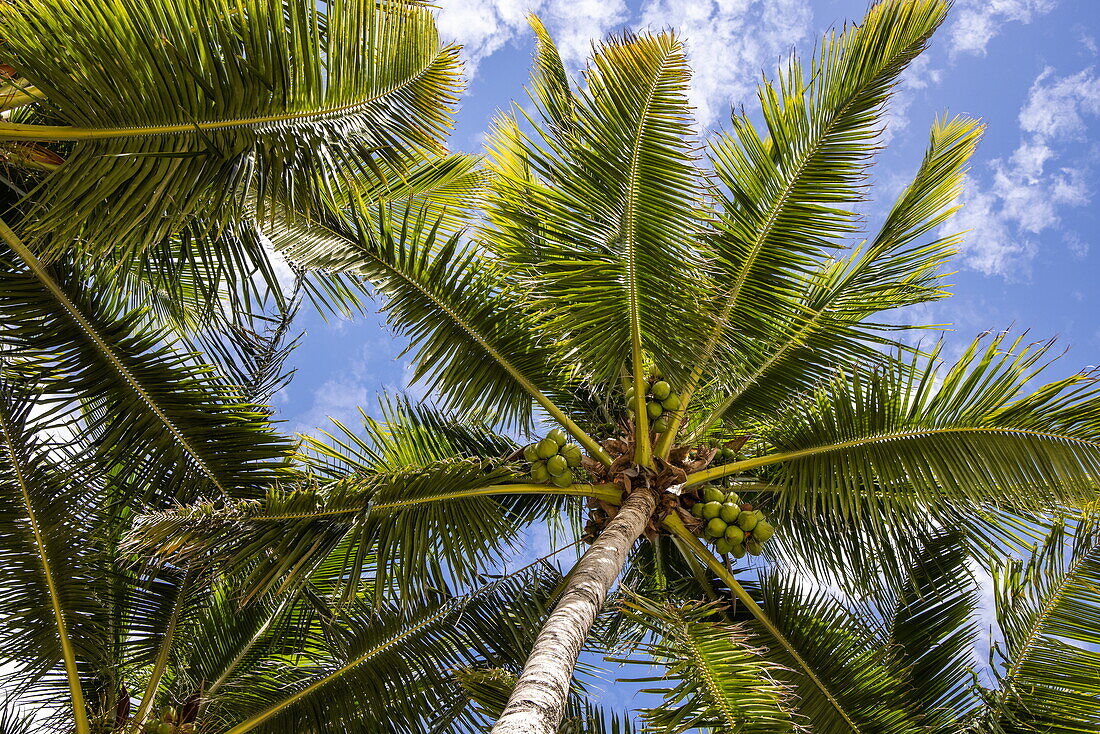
[492, 488, 656, 734]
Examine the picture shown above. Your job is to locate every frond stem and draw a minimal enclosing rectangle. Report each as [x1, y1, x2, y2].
[0, 401, 89, 734]
[0, 217, 230, 495]
[128, 568, 194, 734]
[683, 426, 1100, 487]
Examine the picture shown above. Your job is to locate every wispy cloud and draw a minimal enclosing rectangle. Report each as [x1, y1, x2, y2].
[435, 0, 812, 130]
[637, 0, 812, 129]
[947, 0, 1057, 57]
[951, 66, 1099, 278]
[435, 0, 627, 78]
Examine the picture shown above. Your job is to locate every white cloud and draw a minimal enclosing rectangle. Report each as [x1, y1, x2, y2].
[1018, 66, 1100, 139]
[435, 0, 627, 78]
[637, 0, 812, 129]
[948, 0, 1057, 57]
[437, 0, 812, 129]
[952, 66, 1098, 278]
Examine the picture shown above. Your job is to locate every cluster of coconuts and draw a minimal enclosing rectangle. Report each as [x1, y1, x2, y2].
[524, 428, 583, 486]
[690, 486, 774, 557]
[625, 379, 681, 433]
[141, 708, 195, 734]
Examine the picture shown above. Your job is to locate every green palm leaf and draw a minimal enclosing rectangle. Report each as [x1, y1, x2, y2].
[618, 596, 797, 733]
[984, 515, 1100, 732]
[0, 220, 295, 502]
[0, 0, 461, 260]
[0, 384, 100, 732]
[480, 28, 711, 394]
[695, 114, 981, 434]
[691, 332, 1100, 515]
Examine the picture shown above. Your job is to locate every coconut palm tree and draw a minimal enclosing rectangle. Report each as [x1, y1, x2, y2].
[125, 0, 1100, 732]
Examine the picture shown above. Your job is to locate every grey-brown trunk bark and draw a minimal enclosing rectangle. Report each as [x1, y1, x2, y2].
[491, 488, 656, 734]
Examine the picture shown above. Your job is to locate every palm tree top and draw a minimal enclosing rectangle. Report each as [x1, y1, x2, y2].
[2, 0, 1099, 732]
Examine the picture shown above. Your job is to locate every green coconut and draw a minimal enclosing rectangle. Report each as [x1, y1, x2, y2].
[753, 520, 775, 543]
[719, 502, 740, 523]
[701, 501, 722, 520]
[651, 381, 671, 400]
[561, 443, 583, 467]
[523, 444, 539, 462]
[706, 518, 728, 538]
[660, 394, 680, 411]
[547, 428, 567, 447]
[530, 462, 550, 483]
[552, 470, 573, 487]
[646, 401, 664, 419]
[745, 538, 763, 556]
[625, 386, 636, 400]
[536, 438, 559, 459]
[724, 491, 740, 505]
[652, 416, 669, 433]
[714, 538, 735, 555]
[737, 511, 758, 532]
[730, 543, 747, 559]
[724, 525, 745, 544]
[546, 454, 569, 477]
[703, 487, 725, 503]
[690, 501, 706, 518]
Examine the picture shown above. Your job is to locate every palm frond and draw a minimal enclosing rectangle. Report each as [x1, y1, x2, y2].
[124, 459, 590, 605]
[0, 221, 295, 503]
[984, 514, 1100, 732]
[480, 28, 711, 392]
[618, 596, 797, 734]
[690, 332, 1100, 520]
[0, 0, 462, 259]
[757, 573, 921, 734]
[697, 114, 981, 433]
[701, 0, 951, 367]
[0, 382, 101, 729]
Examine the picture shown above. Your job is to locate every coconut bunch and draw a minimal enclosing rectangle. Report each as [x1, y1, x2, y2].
[625, 378, 681, 433]
[524, 428, 583, 486]
[689, 486, 774, 558]
[141, 707, 196, 734]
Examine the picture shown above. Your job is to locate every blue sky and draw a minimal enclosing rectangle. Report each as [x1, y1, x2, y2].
[271, 0, 1099, 711]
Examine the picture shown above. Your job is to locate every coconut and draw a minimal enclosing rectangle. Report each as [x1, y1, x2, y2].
[715, 538, 735, 555]
[724, 492, 741, 505]
[652, 416, 669, 433]
[646, 401, 664, 419]
[547, 428, 567, 447]
[730, 543, 747, 559]
[719, 503, 740, 523]
[523, 444, 539, 462]
[736, 511, 758, 531]
[753, 520, 775, 542]
[536, 438, 559, 459]
[561, 443, 582, 466]
[551, 470, 573, 487]
[703, 487, 725, 503]
[690, 502, 706, 518]
[530, 462, 550, 483]
[745, 538, 763, 556]
[546, 454, 569, 477]
[724, 525, 745, 544]
[701, 501, 722, 520]
[651, 381, 671, 400]
[661, 394, 680, 411]
[706, 518, 728, 538]
[625, 386, 636, 400]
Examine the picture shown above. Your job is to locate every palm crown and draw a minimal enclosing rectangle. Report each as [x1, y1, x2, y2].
[2, 0, 1099, 732]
